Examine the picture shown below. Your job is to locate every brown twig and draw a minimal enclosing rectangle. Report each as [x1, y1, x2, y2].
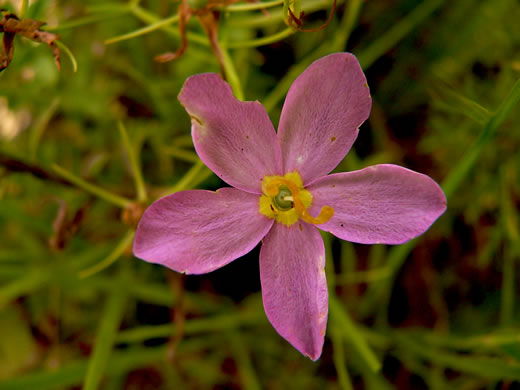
[288, 0, 336, 32]
[154, 2, 190, 63]
[0, 151, 72, 186]
[154, 0, 242, 78]
[50, 198, 91, 251]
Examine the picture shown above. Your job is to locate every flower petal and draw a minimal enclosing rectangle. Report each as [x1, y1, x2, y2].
[307, 164, 447, 244]
[133, 188, 273, 274]
[259, 222, 328, 360]
[178, 73, 282, 194]
[277, 52, 372, 184]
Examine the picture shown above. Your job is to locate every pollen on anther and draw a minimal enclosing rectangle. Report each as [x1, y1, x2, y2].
[331, 136, 336, 142]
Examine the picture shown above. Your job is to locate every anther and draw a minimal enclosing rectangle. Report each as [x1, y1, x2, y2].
[265, 177, 334, 225]
[300, 206, 334, 225]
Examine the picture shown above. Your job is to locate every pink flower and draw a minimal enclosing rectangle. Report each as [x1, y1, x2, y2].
[133, 53, 447, 360]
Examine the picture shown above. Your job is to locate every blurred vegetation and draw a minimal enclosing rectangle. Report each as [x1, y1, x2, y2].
[1, 0, 520, 389]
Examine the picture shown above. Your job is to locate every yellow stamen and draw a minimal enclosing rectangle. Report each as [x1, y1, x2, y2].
[259, 171, 334, 226]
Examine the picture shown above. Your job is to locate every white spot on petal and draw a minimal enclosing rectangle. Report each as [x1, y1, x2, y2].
[297, 155, 303, 164]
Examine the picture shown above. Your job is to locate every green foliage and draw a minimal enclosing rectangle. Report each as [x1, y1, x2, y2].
[1, 0, 519, 388]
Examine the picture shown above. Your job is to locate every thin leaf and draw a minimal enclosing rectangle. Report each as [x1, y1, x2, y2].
[83, 283, 127, 390]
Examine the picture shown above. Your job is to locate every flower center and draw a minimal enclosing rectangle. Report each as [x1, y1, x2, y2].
[259, 171, 334, 226]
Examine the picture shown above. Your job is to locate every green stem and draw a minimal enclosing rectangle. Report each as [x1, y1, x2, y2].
[230, 333, 262, 390]
[126, 4, 294, 52]
[0, 269, 50, 308]
[45, 12, 129, 32]
[87, 3, 134, 14]
[162, 146, 200, 163]
[394, 328, 520, 350]
[51, 164, 132, 208]
[0, 338, 236, 390]
[330, 0, 363, 51]
[83, 282, 127, 390]
[223, 0, 284, 12]
[105, 13, 180, 45]
[442, 78, 520, 198]
[161, 160, 212, 197]
[329, 295, 381, 373]
[131, 5, 209, 46]
[29, 97, 61, 161]
[263, 46, 326, 113]
[223, 27, 294, 49]
[118, 121, 147, 202]
[220, 47, 244, 100]
[330, 324, 355, 390]
[394, 334, 520, 381]
[228, 0, 338, 28]
[55, 40, 78, 72]
[117, 311, 262, 343]
[172, 135, 194, 147]
[335, 268, 391, 285]
[79, 230, 135, 279]
[356, 0, 446, 69]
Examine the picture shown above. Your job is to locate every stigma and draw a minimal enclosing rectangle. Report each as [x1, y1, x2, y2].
[259, 171, 334, 226]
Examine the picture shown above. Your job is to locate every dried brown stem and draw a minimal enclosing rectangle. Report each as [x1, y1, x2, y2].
[288, 0, 336, 33]
[0, 151, 72, 187]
